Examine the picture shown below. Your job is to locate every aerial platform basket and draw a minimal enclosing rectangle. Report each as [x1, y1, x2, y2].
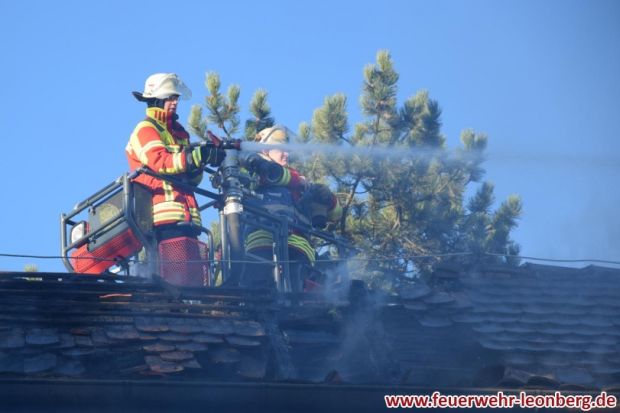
[60, 173, 214, 286]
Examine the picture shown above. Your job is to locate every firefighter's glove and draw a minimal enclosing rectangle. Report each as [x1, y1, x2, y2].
[310, 206, 328, 229]
[200, 145, 226, 167]
[309, 183, 334, 206]
[245, 154, 283, 184]
[186, 168, 203, 187]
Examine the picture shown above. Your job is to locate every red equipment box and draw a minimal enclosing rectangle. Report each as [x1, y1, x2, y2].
[159, 236, 209, 287]
[71, 228, 142, 274]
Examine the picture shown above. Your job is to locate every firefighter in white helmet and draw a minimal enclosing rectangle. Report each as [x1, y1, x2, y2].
[242, 125, 342, 291]
[126, 73, 225, 243]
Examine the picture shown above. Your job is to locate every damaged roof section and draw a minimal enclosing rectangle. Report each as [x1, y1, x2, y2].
[0, 273, 274, 382]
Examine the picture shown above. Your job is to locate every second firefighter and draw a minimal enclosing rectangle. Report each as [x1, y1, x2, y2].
[242, 125, 342, 291]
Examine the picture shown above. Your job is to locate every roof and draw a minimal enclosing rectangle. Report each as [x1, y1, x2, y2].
[0, 263, 619, 411]
[391, 262, 620, 390]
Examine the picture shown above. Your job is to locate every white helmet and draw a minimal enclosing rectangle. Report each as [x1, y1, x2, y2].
[133, 73, 192, 101]
[256, 125, 290, 144]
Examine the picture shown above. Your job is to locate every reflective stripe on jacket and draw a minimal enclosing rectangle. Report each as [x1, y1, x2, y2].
[245, 183, 315, 264]
[246, 229, 316, 264]
[126, 107, 203, 227]
[244, 162, 341, 264]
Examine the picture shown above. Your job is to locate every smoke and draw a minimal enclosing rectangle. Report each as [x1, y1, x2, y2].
[127, 255, 154, 279]
[317, 259, 351, 303]
[328, 277, 401, 384]
[307, 253, 405, 383]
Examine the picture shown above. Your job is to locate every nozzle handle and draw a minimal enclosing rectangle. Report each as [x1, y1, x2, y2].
[207, 131, 242, 150]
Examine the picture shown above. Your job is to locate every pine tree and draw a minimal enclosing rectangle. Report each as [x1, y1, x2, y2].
[188, 72, 240, 140]
[295, 50, 522, 285]
[192, 50, 522, 289]
[245, 89, 275, 140]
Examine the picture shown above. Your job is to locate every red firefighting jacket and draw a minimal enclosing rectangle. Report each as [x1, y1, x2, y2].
[126, 107, 203, 227]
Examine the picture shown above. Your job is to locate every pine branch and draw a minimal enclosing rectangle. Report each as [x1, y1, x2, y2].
[341, 174, 363, 234]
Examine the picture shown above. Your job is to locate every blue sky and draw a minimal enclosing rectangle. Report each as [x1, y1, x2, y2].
[1, 0, 619, 272]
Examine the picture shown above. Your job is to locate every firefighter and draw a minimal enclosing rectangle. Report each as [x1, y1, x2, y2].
[242, 125, 342, 291]
[126, 73, 225, 243]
